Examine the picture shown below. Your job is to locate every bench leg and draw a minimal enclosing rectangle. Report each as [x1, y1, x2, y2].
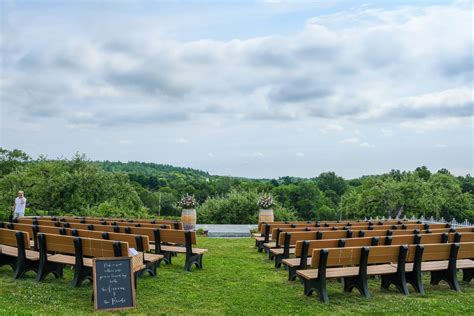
[302, 278, 329, 303]
[381, 273, 409, 295]
[13, 259, 38, 279]
[72, 266, 92, 287]
[145, 262, 157, 277]
[430, 269, 460, 292]
[344, 275, 370, 298]
[288, 267, 298, 281]
[185, 254, 203, 271]
[406, 271, 425, 294]
[256, 241, 264, 253]
[157, 251, 172, 264]
[36, 261, 63, 282]
[463, 268, 473, 282]
[274, 254, 283, 268]
[0, 254, 17, 273]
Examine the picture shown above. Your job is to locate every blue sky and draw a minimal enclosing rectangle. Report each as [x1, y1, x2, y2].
[1, 0, 473, 178]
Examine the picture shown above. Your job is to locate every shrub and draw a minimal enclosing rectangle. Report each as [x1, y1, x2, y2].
[198, 189, 297, 224]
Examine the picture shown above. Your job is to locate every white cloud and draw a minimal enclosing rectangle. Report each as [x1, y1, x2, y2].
[340, 137, 360, 144]
[381, 128, 394, 136]
[319, 123, 344, 133]
[2, 3, 471, 128]
[240, 152, 264, 159]
[359, 142, 374, 148]
[176, 138, 189, 144]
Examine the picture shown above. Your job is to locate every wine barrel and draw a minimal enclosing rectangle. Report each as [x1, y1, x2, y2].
[181, 209, 196, 231]
[258, 209, 274, 223]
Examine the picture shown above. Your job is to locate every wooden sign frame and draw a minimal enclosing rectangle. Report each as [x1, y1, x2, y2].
[93, 257, 136, 311]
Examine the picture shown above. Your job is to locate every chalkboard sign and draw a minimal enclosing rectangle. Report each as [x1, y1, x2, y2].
[93, 257, 136, 311]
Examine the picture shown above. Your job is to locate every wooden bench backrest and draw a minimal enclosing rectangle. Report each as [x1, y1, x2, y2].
[319, 231, 353, 239]
[17, 219, 56, 227]
[70, 229, 150, 252]
[451, 227, 474, 233]
[311, 246, 362, 268]
[311, 245, 404, 268]
[6, 223, 36, 238]
[367, 245, 401, 264]
[278, 232, 319, 245]
[29, 225, 150, 251]
[457, 242, 474, 260]
[37, 225, 65, 235]
[0, 228, 29, 249]
[418, 243, 451, 261]
[19, 218, 171, 230]
[381, 235, 415, 245]
[294, 239, 341, 257]
[271, 227, 332, 240]
[38, 233, 129, 257]
[158, 229, 196, 244]
[59, 217, 182, 229]
[295, 237, 377, 257]
[457, 232, 474, 242]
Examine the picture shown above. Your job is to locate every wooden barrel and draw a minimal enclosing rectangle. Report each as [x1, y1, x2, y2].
[181, 209, 196, 231]
[258, 209, 274, 223]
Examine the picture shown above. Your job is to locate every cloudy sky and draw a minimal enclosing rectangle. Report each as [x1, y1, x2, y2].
[1, 0, 473, 178]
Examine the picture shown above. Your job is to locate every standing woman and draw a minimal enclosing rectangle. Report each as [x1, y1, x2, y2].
[12, 191, 27, 220]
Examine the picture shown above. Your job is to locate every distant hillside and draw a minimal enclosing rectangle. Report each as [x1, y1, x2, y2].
[95, 161, 211, 178]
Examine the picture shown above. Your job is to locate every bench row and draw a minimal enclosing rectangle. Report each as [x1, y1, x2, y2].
[0, 222, 207, 272]
[296, 242, 474, 303]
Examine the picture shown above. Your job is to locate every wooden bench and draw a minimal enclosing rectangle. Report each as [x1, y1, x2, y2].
[296, 241, 474, 303]
[265, 226, 469, 257]
[150, 229, 208, 271]
[256, 222, 448, 252]
[3, 223, 163, 277]
[0, 228, 39, 279]
[402, 240, 474, 293]
[296, 244, 409, 303]
[36, 233, 138, 287]
[57, 216, 183, 230]
[17, 218, 172, 231]
[283, 232, 472, 281]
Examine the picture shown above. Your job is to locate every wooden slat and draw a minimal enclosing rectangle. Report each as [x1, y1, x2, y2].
[0, 229, 29, 249]
[367, 245, 400, 264]
[159, 229, 196, 244]
[420, 243, 451, 261]
[457, 242, 474, 260]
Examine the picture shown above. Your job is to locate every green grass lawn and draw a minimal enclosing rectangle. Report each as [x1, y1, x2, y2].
[0, 237, 473, 315]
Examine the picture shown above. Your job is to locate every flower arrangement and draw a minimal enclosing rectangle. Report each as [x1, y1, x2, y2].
[179, 194, 197, 209]
[258, 195, 273, 209]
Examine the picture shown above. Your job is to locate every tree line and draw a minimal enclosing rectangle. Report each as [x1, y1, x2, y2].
[0, 148, 472, 223]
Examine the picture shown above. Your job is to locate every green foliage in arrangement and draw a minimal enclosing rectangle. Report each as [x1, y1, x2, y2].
[198, 189, 297, 224]
[0, 147, 473, 223]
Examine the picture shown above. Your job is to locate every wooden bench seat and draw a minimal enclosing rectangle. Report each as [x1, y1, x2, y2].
[282, 257, 311, 268]
[283, 232, 471, 281]
[151, 229, 208, 271]
[296, 244, 409, 303]
[1, 245, 40, 261]
[159, 245, 208, 255]
[36, 233, 133, 287]
[297, 264, 398, 280]
[297, 242, 474, 303]
[0, 228, 39, 279]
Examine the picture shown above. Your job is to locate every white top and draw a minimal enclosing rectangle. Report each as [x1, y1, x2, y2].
[14, 197, 26, 213]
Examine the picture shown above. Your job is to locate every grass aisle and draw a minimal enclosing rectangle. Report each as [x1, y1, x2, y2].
[0, 237, 473, 314]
